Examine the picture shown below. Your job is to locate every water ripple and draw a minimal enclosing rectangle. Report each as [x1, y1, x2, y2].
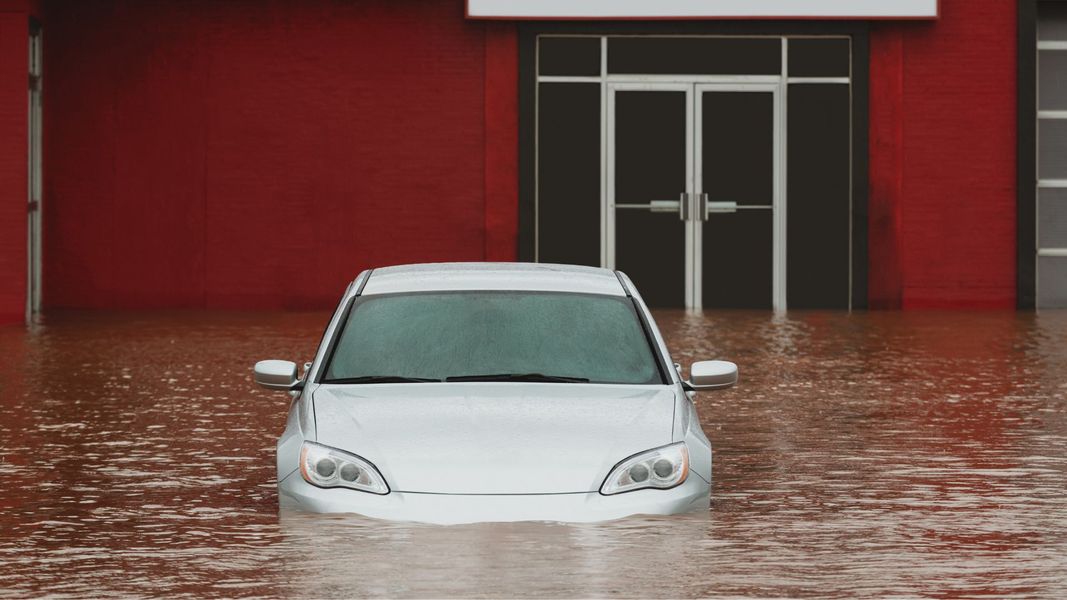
[0, 309, 1065, 598]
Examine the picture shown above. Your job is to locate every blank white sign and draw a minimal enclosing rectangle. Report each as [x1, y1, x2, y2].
[467, 0, 938, 19]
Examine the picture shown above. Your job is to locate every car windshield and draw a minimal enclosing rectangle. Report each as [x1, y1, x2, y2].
[322, 291, 664, 385]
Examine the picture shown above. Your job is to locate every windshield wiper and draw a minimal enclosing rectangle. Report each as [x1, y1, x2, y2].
[324, 375, 441, 384]
[444, 373, 590, 383]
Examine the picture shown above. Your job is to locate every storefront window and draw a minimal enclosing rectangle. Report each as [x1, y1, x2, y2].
[1037, 3, 1067, 307]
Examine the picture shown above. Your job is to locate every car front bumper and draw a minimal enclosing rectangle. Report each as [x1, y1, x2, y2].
[278, 470, 710, 525]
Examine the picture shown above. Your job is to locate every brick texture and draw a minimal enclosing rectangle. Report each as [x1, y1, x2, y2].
[25, 0, 1019, 312]
[870, 0, 1018, 308]
[43, 0, 515, 310]
[484, 22, 518, 262]
[0, 10, 27, 324]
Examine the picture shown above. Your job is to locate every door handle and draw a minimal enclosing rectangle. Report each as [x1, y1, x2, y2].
[649, 200, 682, 214]
[640, 193, 717, 222]
[706, 201, 738, 215]
[678, 192, 704, 222]
[646, 193, 689, 221]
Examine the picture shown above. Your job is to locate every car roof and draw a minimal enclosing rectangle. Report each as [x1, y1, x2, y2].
[358, 263, 628, 297]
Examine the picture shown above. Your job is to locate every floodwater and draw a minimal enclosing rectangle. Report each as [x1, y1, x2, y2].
[1, 309, 1066, 598]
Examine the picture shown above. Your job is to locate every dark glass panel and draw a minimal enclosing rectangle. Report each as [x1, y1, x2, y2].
[701, 90, 775, 308]
[1038, 189, 1067, 249]
[1039, 50, 1067, 111]
[614, 91, 687, 308]
[1038, 256, 1067, 307]
[1039, 3, 1067, 41]
[537, 83, 601, 266]
[538, 36, 601, 77]
[1039, 119, 1067, 180]
[788, 38, 850, 78]
[702, 91, 774, 207]
[608, 37, 781, 75]
[787, 84, 851, 309]
[703, 211, 773, 309]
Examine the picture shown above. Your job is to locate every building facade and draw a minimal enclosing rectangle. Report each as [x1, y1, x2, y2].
[0, 0, 1062, 323]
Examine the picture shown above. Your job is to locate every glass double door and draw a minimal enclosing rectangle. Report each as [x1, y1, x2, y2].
[606, 83, 781, 310]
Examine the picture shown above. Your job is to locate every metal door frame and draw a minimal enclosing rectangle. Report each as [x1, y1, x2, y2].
[605, 82, 694, 305]
[523, 29, 868, 309]
[606, 80, 784, 310]
[694, 83, 783, 310]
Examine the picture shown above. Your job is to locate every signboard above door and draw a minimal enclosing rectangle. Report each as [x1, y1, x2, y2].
[467, 0, 938, 19]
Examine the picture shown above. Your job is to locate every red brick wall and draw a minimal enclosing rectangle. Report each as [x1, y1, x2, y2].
[483, 22, 519, 262]
[0, 8, 27, 324]
[43, 0, 518, 310]
[29, 0, 1020, 312]
[869, 0, 1018, 309]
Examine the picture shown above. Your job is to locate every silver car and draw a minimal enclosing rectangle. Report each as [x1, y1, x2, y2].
[255, 263, 737, 524]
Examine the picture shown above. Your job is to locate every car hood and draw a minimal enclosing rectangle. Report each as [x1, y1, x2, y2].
[312, 383, 678, 494]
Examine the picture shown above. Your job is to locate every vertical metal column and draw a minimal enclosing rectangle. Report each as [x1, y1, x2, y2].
[27, 21, 43, 321]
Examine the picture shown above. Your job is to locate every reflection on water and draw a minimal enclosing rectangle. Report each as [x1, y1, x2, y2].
[1, 309, 1066, 598]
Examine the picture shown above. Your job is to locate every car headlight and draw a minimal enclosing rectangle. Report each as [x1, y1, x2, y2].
[299, 441, 390, 495]
[600, 442, 689, 495]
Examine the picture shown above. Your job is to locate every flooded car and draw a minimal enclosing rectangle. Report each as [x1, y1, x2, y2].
[254, 263, 737, 524]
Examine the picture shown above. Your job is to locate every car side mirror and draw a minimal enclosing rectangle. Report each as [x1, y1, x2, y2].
[687, 360, 738, 391]
[254, 360, 298, 391]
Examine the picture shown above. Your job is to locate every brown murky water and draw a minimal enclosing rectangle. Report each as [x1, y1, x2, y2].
[1, 309, 1066, 598]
